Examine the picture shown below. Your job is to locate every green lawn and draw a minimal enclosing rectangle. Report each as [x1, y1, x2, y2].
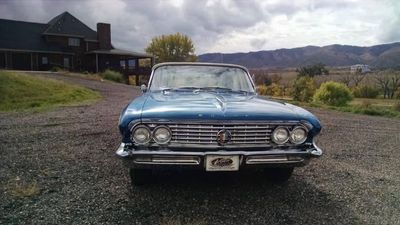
[0, 71, 101, 112]
[270, 96, 400, 118]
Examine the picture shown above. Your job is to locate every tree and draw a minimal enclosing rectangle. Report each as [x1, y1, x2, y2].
[297, 63, 329, 77]
[374, 70, 400, 99]
[145, 33, 197, 63]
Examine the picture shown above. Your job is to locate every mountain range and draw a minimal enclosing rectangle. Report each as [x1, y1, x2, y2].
[198, 42, 400, 69]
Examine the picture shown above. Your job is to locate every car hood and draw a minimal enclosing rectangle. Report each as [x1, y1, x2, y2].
[140, 91, 301, 121]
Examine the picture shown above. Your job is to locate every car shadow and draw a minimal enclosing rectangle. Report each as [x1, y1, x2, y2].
[120, 170, 359, 225]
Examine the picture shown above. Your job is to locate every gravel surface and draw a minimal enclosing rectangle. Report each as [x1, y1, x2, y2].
[1, 73, 399, 225]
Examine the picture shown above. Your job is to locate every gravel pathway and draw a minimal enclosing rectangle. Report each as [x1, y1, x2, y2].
[1, 74, 399, 225]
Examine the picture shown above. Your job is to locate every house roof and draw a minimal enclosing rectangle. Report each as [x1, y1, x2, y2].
[0, 18, 73, 54]
[0, 12, 151, 57]
[43, 12, 98, 40]
[87, 49, 153, 58]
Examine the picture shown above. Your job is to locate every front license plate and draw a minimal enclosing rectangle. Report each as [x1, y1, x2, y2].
[205, 155, 239, 171]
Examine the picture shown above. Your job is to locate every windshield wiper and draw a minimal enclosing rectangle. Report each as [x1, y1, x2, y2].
[161, 87, 200, 92]
[200, 87, 253, 95]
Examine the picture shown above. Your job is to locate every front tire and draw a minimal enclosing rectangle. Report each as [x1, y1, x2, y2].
[264, 167, 294, 183]
[129, 168, 152, 186]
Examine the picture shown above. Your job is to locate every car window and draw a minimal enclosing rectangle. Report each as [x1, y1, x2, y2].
[149, 65, 254, 92]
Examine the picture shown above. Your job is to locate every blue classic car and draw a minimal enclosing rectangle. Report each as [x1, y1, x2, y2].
[116, 62, 323, 185]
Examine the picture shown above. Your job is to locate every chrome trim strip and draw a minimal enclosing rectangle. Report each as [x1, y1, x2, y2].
[118, 149, 316, 157]
[140, 119, 300, 125]
[134, 156, 201, 165]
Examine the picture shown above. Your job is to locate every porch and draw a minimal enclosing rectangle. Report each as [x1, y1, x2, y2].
[86, 49, 154, 85]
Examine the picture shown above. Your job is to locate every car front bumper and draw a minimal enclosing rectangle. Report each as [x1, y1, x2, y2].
[115, 142, 323, 169]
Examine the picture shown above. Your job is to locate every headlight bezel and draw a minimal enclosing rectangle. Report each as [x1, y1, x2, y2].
[131, 125, 152, 145]
[152, 125, 172, 145]
[271, 126, 290, 145]
[290, 126, 308, 145]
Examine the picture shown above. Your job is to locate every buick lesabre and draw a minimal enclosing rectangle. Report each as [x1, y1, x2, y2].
[116, 62, 323, 185]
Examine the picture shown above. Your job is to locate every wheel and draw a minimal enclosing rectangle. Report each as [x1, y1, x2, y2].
[129, 168, 152, 186]
[264, 167, 294, 183]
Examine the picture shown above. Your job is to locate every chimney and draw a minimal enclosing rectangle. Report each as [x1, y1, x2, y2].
[97, 23, 112, 49]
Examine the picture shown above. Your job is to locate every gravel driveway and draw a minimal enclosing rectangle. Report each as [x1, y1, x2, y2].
[1, 74, 399, 225]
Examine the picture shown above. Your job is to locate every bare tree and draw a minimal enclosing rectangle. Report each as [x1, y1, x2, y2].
[374, 70, 400, 99]
[389, 72, 400, 98]
[339, 73, 353, 87]
[352, 72, 367, 86]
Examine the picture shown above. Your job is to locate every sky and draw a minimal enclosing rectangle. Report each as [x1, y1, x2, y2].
[0, 0, 399, 54]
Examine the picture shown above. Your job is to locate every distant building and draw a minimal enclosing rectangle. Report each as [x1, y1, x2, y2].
[0, 12, 153, 84]
[350, 64, 371, 73]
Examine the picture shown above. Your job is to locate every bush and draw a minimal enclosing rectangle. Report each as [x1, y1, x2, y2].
[313, 81, 353, 106]
[270, 83, 284, 96]
[50, 66, 63, 72]
[257, 85, 268, 95]
[256, 83, 285, 97]
[292, 76, 316, 102]
[352, 85, 380, 98]
[101, 70, 124, 83]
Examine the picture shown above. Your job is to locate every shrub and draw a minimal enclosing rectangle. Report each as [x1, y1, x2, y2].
[50, 66, 63, 72]
[352, 85, 380, 98]
[101, 69, 124, 83]
[313, 81, 353, 106]
[292, 76, 316, 102]
[270, 83, 284, 96]
[257, 85, 268, 95]
[256, 83, 285, 97]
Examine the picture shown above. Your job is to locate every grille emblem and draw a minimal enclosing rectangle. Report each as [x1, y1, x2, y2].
[216, 130, 232, 145]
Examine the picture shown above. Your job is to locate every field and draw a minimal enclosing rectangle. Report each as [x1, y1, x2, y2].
[252, 67, 400, 118]
[1, 73, 399, 225]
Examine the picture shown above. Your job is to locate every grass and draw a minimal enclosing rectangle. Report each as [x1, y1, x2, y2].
[269, 96, 400, 119]
[0, 71, 101, 112]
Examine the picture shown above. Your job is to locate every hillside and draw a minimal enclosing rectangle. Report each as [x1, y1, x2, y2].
[198, 42, 400, 69]
[0, 71, 100, 111]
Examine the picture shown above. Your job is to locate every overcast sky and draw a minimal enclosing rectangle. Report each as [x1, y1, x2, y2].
[0, 0, 399, 54]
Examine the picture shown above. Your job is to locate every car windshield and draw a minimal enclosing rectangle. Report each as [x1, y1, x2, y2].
[149, 65, 255, 93]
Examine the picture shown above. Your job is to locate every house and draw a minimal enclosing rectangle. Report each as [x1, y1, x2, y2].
[0, 11, 153, 84]
[350, 64, 371, 74]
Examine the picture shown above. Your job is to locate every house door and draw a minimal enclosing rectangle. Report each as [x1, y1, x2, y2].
[63, 57, 69, 69]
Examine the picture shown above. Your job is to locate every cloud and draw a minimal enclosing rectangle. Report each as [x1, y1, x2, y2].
[0, 0, 399, 54]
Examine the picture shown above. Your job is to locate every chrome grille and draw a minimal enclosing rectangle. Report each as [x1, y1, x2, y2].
[168, 123, 274, 145]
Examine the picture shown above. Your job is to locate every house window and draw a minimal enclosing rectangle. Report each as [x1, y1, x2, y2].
[63, 57, 69, 68]
[128, 59, 136, 69]
[42, 57, 48, 64]
[120, 60, 126, 69]
[68, 38, 80, 46]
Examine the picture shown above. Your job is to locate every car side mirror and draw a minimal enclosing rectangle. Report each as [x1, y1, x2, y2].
[140, 84, 147, 93]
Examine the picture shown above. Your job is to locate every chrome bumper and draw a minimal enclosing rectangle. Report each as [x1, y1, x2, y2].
[115, 142, 322, 168]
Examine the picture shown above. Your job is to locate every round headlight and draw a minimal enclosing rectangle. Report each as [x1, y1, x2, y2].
[272, 127, 289, 144]
[132, 125, 151, 144]
[153, 126, 171, 144]
[290, 126, 308, 144]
